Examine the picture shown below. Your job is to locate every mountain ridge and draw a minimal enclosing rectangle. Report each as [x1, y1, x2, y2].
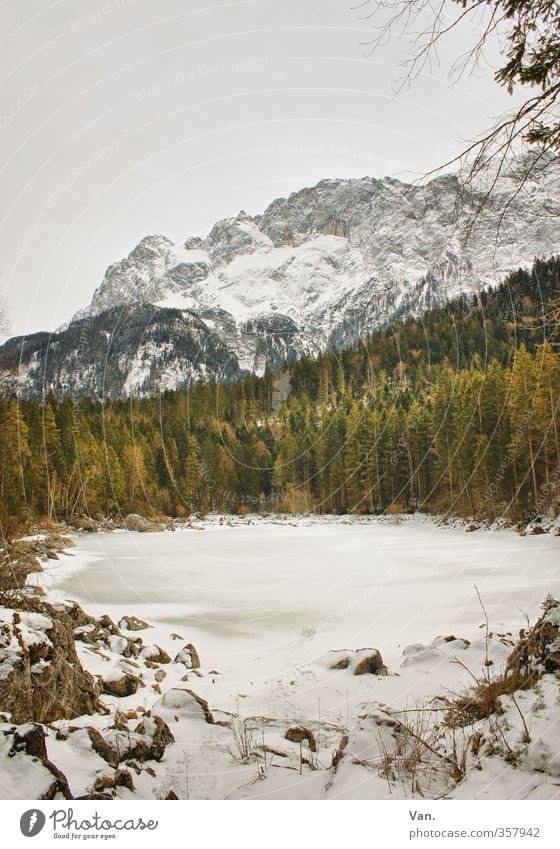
[2, 153, 560, 399]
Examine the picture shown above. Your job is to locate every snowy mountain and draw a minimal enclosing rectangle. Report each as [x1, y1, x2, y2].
[2, 152, 560, 399]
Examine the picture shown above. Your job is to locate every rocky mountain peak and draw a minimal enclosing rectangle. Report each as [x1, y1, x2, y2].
[2, 153, 560, 399]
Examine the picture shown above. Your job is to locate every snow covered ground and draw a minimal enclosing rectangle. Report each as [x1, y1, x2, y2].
[22, 515, 559, 801]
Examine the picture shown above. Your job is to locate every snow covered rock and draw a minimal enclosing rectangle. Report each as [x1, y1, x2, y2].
[101, 671, 142, 698]
[135, 714, 175, 746]
[323, 647, 388, 675]
[124, 514, 165, 533]
[152, 688, 215, 724]
[86, 726, 167, 766]
[353, 649, 387, 676]
[119, 615, 152, 632]
[173, 643, 201, 669]
[141, 645, 171, 664]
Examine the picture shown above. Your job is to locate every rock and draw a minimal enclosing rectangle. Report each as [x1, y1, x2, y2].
[10, 724, 48, 760]
[0, 603, 99, 724]
[119, 615, 152, 632]
[114, 769, 134, 790]
[155, 669, 166, 683]
[285, 726, 317, 752]
[46, 534, 75, 551]
[87, 727, 116, 765]
[97, 615, 122, 636]
[330, 656, 351, 670]
[136, 714, 175, 745]
[7, 725, 73, 799]
[106, 728, 166, 763]
[94, 775, 115, 792]
[165, 790, 179, 799]
[170, 633, 184, 640]
[62, 601, 97, 629]
[75, 793, 113, 800]
[353, 650, 387, 676]
[87, 726, 166, 765]
[152, 688, 215, 724]
[67, 517, 98, 533]
[124, 514, 164, 533]
[101, 672, 142, 698]
[174, 643, 200, 669]
[141, 645, 171, 664]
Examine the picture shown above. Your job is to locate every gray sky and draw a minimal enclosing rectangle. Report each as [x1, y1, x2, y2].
[0, 0, 526, 336]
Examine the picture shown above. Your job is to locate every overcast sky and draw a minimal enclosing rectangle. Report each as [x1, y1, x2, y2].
[0, 0, 526, 336]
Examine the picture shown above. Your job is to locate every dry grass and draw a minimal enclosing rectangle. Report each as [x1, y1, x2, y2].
[218, 708, 259, 764]
[443, 668, 537, 729]
[372, 711, 470, 796]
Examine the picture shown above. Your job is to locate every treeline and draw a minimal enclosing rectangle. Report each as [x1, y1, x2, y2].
[1, 258, 559, 536]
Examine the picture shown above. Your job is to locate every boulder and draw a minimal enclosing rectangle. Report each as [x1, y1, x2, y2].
[174, 643, 200, 669]
[86, 727, 116, 765]
[152, 688, 215, 724]
[104, 728, 166, 763]
[353, 650, 387, 676]
[97, 615, 122, 636]
[67, 517, 98, 533]
[329, 656, 351, 670]
[136, 714, 175, 745]
[86, 726, 166, 766]
[141, 645, 171, 664]
[101, 672, 142, 698]
[119, 615, 152, 632]
[94, 775, 115, 792]
[115, 769, 134, 790]
[124, 514, 165, 533]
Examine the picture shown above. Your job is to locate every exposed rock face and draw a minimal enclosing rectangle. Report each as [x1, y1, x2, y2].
[3, 151, 559, 399]
[0, 603, 99, 724]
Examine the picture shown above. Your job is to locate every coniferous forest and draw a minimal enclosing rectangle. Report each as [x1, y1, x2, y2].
[1, 257, 559, 538]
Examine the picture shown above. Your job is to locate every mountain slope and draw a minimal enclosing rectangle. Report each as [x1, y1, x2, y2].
[2, 152, 560, 399]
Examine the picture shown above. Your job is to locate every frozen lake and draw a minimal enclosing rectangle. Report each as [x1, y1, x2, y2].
[30, 516, 560, 800]
[42, 516, 560, 687]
